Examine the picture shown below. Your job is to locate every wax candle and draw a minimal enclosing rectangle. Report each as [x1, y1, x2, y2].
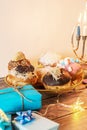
[76, 25, 80, 36]
[82, 25, 87, 36]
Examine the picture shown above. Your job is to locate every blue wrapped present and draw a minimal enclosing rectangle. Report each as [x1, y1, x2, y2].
[0, 85, 42, 113]
[13, 111, 60, 130]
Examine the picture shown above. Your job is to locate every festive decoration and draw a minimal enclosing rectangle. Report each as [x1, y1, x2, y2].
[59, 97, 85, 113]
[71, 1, 87, 62]
[14, 110, 35, 125]
[13, 112, 59, 130]
[0, 85, 42, 113]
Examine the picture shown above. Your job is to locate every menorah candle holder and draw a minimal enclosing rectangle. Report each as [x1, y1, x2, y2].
[71, 1, 87, 63]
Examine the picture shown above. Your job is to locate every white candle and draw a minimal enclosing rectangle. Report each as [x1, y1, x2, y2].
[82, 25, 87, 36]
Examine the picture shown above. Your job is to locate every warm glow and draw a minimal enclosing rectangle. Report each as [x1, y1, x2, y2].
[71, 98, 85, 112]
[59, 98, 85, 113]
[72, 112, 82, 122]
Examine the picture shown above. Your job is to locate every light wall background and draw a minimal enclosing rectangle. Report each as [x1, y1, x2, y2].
[0, 0, 85, 77]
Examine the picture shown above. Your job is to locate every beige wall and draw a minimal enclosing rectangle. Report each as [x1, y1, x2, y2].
[0, 0, 85, 77]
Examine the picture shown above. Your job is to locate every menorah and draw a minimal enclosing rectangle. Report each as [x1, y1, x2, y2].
[71, 1, 87, 63]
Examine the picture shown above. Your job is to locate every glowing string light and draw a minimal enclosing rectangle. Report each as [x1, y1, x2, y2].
[58, 97, 85, 113]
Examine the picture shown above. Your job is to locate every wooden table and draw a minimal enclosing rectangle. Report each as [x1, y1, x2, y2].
[0, 77, 87, 130]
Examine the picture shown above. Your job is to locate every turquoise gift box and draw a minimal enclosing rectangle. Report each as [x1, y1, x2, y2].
[0, 85, 42, 113]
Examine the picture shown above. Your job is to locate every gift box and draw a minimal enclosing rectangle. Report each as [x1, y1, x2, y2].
[0, 85, 42, 113]
[0, 113, 12, 130]
[12, 112, 59, 130]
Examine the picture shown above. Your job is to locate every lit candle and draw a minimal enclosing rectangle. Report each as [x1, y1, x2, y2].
[82, 25, 87, 36]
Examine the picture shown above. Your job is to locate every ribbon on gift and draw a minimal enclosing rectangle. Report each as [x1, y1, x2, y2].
[4, 78, 34, 103]
[14, 110, 35, 125]
[0, 109, 11, 130]
[0, 86, 35, 111]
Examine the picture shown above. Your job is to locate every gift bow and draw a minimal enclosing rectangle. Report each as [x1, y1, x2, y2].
[14, 110, 35, 125]
[0, 109, 10, 130]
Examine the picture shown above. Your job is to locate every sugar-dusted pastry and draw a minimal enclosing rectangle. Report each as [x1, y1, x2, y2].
[36, 66, 52, 83]
[6, 51, 37, 87]
[36, 52, 61, 86]
[41, 67, 72, 93]
[38, 52, 61, 67]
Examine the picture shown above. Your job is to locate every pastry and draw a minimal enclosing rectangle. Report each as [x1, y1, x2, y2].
[6, 51, 37, 87]
[57, 57, 83, 82]
[41, 67, 72, 93]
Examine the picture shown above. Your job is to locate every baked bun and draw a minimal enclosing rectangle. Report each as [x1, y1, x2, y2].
[36, 66, 51, 84]
[38, 67, 72, 93]
[6, 51, 37, 87]
[8, 52, 30, 70]
[65, 62, 83, 81]
[57, 57, 83, 83]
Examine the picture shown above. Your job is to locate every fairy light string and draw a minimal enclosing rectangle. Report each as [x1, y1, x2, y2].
[34, 97, 85, 117]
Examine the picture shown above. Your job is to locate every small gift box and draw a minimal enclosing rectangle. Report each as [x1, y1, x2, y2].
[0, 85, 42, 113]
[12, 111, 59, 130]
[0, 109, 12, 130]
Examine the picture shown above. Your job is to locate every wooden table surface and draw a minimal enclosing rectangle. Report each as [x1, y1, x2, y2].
[0, 77, 87, 130]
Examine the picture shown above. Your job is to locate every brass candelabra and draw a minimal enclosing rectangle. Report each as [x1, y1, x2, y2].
[71, 1, 87, 63]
